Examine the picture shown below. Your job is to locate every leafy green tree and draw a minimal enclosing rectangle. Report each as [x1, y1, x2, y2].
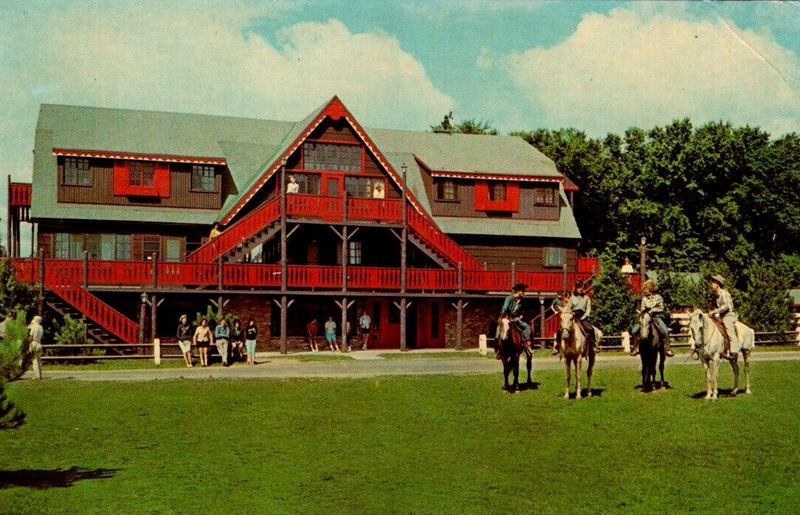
[431, 113, 498, 135]
[0, 310, 31, 429]
[53, 314, 93, 346]
[738, 260, 794, 332]
[0, 260, 39, 319]
[591, 254, 638, 333]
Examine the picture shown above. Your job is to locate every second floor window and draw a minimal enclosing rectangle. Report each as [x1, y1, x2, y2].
[304, 142, 361, 172]
[534, 187, 557, 206]
[348, 241, 362, 265]
[129, 162, 155, 187]
[544, 247, 566, 268]
[436, 180, 458, 201]
[64, 157, 91, 186]
[489, 182, 506, 201]
[191, 165, 216, 192]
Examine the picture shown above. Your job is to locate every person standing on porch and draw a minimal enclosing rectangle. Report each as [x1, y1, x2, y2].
[176, 314, 193, 367]
[214, 318, 230, 366]
[286, 175, 299, 194]
[245, 318, 258, 366]
[193, 318, 213, 367]
[28, 315, 44, 380]
[358, 310, 371, 350]
[324, 316, 338, 352]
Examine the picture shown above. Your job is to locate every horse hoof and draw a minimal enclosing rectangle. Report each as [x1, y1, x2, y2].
[745, 388, 752, 395]
[563, 393, 570, 399]
[586, 391, 593, 398]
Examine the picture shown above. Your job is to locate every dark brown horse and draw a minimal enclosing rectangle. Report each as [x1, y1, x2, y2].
[638, 312, 666, 391]
[497, 317, 533, 392]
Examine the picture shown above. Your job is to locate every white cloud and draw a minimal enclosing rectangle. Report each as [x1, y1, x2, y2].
[503, 7, 800, 136]
[0, 3, 453, 185]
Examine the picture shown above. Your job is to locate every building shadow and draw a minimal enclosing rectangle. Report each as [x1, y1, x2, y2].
[0, 467, 119, 490]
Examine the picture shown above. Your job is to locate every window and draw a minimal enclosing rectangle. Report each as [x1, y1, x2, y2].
[534, 187, 557, 206]
[348, 241, 362, 265]
[54, 233, 83, 259]
[116, 235, 132, 260]
[63, 158, 91, 186]
[129, 162, 155, 187]
[489, 182, 506, 201]
[345, 176, 373, 198]
[436, 179, 458, 201]
[143, 236, 160, 260]
[164, 237, 182, 262]
[544, 247, 566, 268]
[84, 234, 131, 260]
[304, 142, 361, 172]
[292, 173, 321, 194]
[191, 165, 216, 192]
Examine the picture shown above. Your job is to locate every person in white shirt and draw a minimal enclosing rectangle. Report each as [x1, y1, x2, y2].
[286, 175, 299, 194]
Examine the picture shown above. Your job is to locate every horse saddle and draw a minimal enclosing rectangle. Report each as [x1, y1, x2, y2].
[711, 317, 733, 351]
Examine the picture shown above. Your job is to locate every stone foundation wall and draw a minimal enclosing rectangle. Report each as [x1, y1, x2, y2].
[444, 299, 498, 348]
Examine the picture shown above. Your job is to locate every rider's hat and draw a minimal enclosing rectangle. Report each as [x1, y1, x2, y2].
[512, 283, 527, 292]
[642, 279, 657, 293]
[710, 274, 726, 287]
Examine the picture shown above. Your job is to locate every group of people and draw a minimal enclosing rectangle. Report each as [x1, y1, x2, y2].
[496, 270, 741, 360]
[305, 310, 374, 352]
[176, 315, 259, 368]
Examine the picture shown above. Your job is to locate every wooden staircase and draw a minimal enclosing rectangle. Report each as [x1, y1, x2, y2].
[44, 269, 139, 344]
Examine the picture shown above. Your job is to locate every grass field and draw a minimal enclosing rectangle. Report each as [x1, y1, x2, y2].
[1, 360, 799, 514]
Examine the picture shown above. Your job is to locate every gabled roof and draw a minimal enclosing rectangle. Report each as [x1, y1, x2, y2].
[31, 101, 578, 242]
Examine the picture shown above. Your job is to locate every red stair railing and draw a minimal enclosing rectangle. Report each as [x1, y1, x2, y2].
[45, 268, 139, 343]
[188, 197, 280, 263]
[406, 207, 482, 270]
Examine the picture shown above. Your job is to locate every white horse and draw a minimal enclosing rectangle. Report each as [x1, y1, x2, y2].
[559, 309, 603, 399]
[688, 309, 754, 400]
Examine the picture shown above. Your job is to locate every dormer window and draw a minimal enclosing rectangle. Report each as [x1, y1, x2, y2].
[436, 179, 458, 201]
[129, 162, 155, 187]
[474, 180, 519, 212]
[534, 186, 557, 206]
[304, 142, 361, 172]
[63, 157, 92, 186]
[191, 165, 216, 192]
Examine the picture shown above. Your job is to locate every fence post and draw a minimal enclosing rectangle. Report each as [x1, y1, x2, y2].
[796, 324, 800, 346]
[153, 338, 161, 365]
[478, 334, 487, 356]
[621, 331, 630, 353]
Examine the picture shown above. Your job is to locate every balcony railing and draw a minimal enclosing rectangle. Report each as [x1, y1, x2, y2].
[9, 183, 31, 207]
[11, 258, 601, 294]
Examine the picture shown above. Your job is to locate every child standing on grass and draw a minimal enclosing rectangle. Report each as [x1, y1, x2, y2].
[231, 319, 245, 363]
[324, 316, 338, 352]
[245, 319, 258, 366]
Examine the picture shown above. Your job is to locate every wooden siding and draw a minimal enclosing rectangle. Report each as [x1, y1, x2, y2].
[457, 238, 578, 272]
[427, 177, 560, 221]
[57, 159, 222, 210]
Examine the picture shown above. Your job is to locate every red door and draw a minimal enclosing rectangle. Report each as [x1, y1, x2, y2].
[323, 175, 342, 196]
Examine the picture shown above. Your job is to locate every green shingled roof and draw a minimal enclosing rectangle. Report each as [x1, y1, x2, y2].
[31, 102, 579, 241]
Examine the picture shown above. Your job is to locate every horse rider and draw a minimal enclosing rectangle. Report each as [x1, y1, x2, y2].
[566, 280, 599, 354]
[495, 283, 532, 359]
[551, 291, 570, 355]
[629, 279, 674, 357]
[709, 274, 738, 359]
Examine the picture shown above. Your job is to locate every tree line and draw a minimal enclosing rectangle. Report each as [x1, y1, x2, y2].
[435, 115, 799, 331]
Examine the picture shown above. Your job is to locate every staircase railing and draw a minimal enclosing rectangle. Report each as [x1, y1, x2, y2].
[188, 197, 281, 263]
[406, 207, 482, 270]
[45, 268, 139, 343]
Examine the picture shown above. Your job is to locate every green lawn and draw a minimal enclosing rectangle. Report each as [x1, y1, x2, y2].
[1, 361, 799, 514]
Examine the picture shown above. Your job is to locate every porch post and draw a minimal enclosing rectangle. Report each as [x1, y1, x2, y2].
[511, 261, 516, 287]
[37, 248, 45, 316]
[150, 294, 158, 343]
[279, 157, 288, 354]
[82, 250, 89, 289]
[138, 292, 147, 343]
[456, 262, 463, 350]
[539, 296, 546, 338]
[400, 165, 408, 351]
[151, 252, 158, 289]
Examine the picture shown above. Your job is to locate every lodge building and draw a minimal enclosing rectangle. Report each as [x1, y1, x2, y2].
[7, 96, 598, 350]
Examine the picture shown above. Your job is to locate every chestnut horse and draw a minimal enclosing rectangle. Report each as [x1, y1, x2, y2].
[497, 317, 533, 392]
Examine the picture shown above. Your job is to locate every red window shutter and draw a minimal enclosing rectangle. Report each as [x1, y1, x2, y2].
[155, 163, 170, 197]
[506, 183, 520, 212]
[113, 161, 130, 196]
[474, 181, 488, 210]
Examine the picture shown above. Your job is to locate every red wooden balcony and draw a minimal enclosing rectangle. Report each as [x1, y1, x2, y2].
[11, 258, 600, 294]
[9, 183, 31, 207]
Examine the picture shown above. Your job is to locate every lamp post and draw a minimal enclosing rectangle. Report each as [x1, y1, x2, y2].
[639, 236, 647, 288]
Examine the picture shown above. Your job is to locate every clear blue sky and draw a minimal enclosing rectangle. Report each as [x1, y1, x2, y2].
[0, 0, 798, 249]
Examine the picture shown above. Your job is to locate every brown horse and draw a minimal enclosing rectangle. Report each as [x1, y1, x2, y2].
[638, 311, 666, 391]
[559, 309, 602, 399]
[497, 317, 533, 392]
